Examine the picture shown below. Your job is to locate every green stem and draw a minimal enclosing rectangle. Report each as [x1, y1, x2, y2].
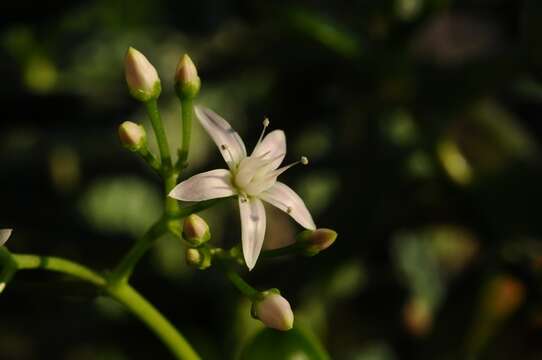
[108, 283, 200, 360]
[14, 253, 106, 286]
[139, 148, 161, 173]
[165, 172, 180, 219]
[9, 252, 200, 360]
[145, 99, 172, 170]
[261, 243, 301, 258]
[226, 269, 259, 299]
[111, 218, 167, 284]
[168, 198, 229, 220]
[178, 98, 193, 171]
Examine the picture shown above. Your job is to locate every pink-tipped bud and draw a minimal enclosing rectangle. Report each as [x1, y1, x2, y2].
[124, 47, 161, 101]
[0, 229, 13, 247]
[298, 228, 337, 256]
[174, 54, 200, 99]
[252, 290, 294, 331]
[182, 214, 210, 246]
[118, 121, 146, 151]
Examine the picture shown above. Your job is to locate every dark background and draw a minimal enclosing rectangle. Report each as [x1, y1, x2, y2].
[1, 0, 542, 359]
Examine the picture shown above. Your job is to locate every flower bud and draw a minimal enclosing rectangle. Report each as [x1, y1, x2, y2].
[252, 290, 294, 331]
[0, 282, 5, 294]
[182, 214, 210, 246]
[0, 229, 12, 247]
[185, 247, 211, 270]
[118, 121, 147, 151]
[174, 54, 200, 99]
[297, 228, 337, 256]
[124, 47, 161, 101]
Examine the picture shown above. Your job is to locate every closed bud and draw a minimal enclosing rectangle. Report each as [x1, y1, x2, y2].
[124, 47, 161, 101]
[0, 229, 13, 247]
[298, 228, 337, 256]
[118, 121, 146, 151]
[252, 290, 294, 331]
[174, 54, 200, 99]
[185, 247, 211, 270]
[182, 214, 210, 246]
[0, 282, 5, 294]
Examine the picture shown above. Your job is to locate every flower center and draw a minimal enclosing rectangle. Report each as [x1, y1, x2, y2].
[226, 118, 309, 197]
[233, 155, 308, 197]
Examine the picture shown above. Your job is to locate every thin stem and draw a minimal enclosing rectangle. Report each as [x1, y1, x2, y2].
[177, 98, 193, 171]
[226, 269, 259, 299]
[139, 148, 161, 173]
[165, 172, 180, 219]
[108, 284, 200, 360]
[168, 198, 229, 220]
[145, 99, 172, 170]
[111, 218, 167, 284]
[14, 253, 106, 286]
[261, 243, 301, 258]
[9, 252, 201, 360]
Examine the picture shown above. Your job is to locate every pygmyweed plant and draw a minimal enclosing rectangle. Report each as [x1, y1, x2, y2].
[0, 47, 337, 359]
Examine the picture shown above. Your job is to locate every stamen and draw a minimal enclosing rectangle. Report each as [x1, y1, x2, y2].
[261, 155, 310, 182]
[255, 117, 270, 147]
[286, 206, 292, 214]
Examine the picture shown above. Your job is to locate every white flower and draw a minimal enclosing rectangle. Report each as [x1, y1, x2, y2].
[169, 107, 316, 270]
[0, 229, 12, 247]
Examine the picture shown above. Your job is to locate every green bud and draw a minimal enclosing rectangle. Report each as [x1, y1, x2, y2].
[182, 214, 211, 246]
[298, 228, 337, 256]
[124, 47, 161, 102]
[174, 54, 200, 99]
[118, 121, 147, 151]
[185, 247, 211, 270]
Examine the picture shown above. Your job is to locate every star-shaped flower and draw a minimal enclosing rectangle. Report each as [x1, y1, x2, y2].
[169, 107, 316, 270]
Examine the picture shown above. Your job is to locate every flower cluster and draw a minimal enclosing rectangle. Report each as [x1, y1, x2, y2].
[121, 47, 337, 332]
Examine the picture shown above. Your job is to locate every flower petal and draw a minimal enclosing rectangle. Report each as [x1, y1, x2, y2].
[251, 130, 286, 170]
[195, 106, 247, 169]
[239, 197, 266, 270]
[0, 229, 13, 247]
[169, 169, 236, 201]
[260, 182, 316, 230]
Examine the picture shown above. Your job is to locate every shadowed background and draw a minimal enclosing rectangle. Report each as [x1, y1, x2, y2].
[1, 0, 542, 359]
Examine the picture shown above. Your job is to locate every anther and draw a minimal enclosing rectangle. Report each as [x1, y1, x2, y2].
[220, 144, 236, 165]
[266, 155, 310, 180]
[256, 117, 270, 147]
[286, 206, 292, 214]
